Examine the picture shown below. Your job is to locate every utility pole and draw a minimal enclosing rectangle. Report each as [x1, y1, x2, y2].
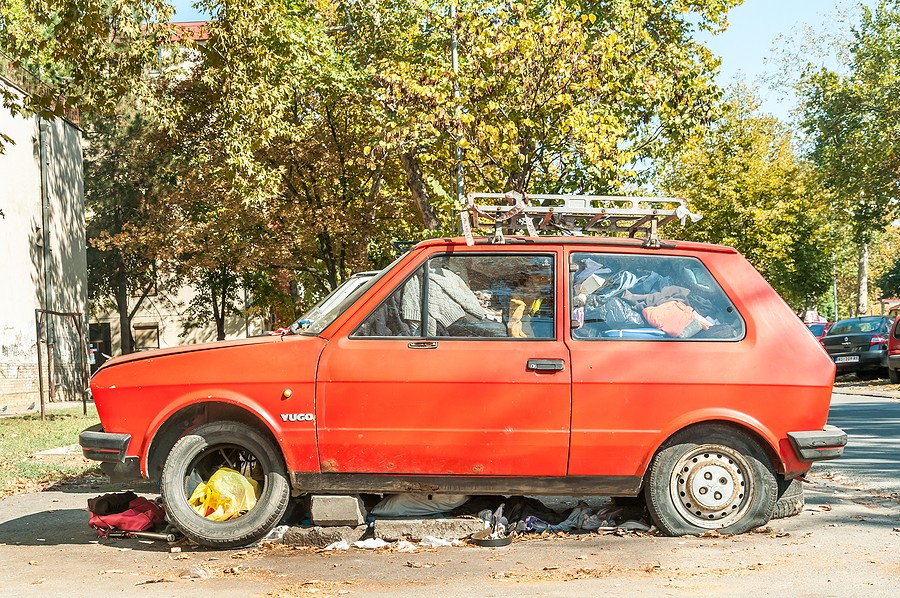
[451, 3, 464, 208]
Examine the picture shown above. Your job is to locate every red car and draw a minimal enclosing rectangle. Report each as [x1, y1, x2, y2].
[888, 316, 900, 383]
[80, 198, 845, 547]
[806, 321, 832, 341]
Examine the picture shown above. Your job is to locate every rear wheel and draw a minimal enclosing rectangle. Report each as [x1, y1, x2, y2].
[161, 421, 290, 548]
[889, 368, 899, 384]
[645, 424, 776, 536]
[772, 477, 804, 519]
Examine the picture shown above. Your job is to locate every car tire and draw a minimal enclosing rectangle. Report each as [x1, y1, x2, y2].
[890, 368, 899, 384]
[644, 424, 777, 536]
[160, 421, 291, 548]
[772, 477, 804, 519]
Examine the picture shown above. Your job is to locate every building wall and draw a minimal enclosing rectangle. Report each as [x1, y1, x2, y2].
[1, 78, 87, 409]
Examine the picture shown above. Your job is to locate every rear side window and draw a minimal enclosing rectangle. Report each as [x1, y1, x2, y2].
[570, 253, 744, 341]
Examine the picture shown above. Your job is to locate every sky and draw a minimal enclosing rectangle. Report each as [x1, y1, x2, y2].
[169, 0, 878, 122]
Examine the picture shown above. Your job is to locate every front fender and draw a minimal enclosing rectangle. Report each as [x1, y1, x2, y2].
[140, 390, 318, 478]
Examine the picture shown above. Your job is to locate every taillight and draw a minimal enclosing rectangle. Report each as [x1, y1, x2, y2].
[870, 334, 887, 347]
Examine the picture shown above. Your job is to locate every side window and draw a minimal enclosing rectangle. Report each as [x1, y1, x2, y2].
[354, 268, 424, 337]
[570, 253, 744, 341]
[354, 254, 555, 339]
[426, 255, 554, 339]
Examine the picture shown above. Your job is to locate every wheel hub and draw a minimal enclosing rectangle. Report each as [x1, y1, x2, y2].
[670, 445, 752, 528]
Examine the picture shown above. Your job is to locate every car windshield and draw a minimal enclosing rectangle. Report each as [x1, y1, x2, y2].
[828, 318, 885, 335]
[291, 272, 381, 335]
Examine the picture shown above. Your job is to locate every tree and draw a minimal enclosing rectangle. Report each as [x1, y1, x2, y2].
[799, 0, 900, 315]
[148, 0, 741, 308]
[84, 105, 173, 353]
[0, 0, 175, 121]
[658, 87, 834, 308]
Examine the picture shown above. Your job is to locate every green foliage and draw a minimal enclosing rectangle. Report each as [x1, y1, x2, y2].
[0, 0, 176, 119]
[799, 0, 900, 245]
[875, 230, 900, 299]
[658, 86, 834, 307]
[8, 0, 745, 322]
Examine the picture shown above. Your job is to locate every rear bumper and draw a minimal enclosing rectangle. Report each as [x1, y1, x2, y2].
[888, 354, 900, 371]
[79, 423, 131, 463]
[833, 350, 886, 372]
[788, 425, 847, 461]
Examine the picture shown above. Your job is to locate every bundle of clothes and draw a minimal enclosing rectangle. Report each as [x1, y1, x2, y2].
[571, 257, 738, 340]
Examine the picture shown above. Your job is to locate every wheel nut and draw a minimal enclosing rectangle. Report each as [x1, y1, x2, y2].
[704, 471, 713, 480]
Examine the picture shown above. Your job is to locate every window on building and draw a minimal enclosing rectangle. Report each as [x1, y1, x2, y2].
[133, 324, 160, 351]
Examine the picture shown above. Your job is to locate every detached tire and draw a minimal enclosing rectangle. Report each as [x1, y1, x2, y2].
[161, 421, 290, 548]
[645, 424, 777, 536]
[772, 477, 805, 519]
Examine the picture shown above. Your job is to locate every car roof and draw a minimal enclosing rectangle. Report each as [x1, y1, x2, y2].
[413, 236, 739, 254]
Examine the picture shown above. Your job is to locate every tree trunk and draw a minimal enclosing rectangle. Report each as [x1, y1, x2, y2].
[114, 253, 133, 354]
[400, 150, 441, 230]
[857, 242, 869, 316]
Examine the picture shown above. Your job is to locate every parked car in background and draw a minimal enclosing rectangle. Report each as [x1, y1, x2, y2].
[887, 317, 900, 383]
[806, 321, 832, 341]
[822, 316, 893, 378]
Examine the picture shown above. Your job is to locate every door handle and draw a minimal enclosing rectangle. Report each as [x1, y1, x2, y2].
[526, 358, 565, 372]
[408, 341, 439, 349]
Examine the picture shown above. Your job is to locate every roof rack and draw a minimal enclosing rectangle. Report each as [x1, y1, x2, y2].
[460, 192, 702, 248]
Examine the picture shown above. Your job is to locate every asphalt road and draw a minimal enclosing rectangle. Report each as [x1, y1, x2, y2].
[814, 392, 900, 496]
[1, 392, 899, 597]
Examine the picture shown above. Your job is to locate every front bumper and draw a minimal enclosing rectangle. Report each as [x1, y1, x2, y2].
[787, 425, 847, 461]
[79, 423, 132, 463]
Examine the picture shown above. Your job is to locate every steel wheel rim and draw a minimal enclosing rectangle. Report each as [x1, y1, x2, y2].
[669, 444, 753, 529]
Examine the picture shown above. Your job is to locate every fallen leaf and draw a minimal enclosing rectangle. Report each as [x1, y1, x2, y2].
[136, 579, 172, 586]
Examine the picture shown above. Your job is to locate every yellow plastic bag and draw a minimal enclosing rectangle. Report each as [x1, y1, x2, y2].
[188, 467, 260, 521]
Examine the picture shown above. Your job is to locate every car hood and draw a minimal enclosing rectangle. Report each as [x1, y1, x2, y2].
[94, 335, 304, 373]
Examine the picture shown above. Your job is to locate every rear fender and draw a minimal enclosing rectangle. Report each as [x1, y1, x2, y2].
[644, 409, 785, 477]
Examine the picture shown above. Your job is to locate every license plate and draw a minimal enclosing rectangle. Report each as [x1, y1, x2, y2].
[835, 356, 859, 363]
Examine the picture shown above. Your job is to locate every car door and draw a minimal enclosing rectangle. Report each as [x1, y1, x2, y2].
[315, 248, 572, 476]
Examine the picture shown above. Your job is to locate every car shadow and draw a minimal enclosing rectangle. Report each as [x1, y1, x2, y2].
[0, 508, 172, 550]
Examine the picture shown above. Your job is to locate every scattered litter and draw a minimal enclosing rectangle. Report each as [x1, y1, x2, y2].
[396, 540, 418, 553]
[353, 538, 390, 549]
[323, 540, 350, 551]
[28, 561, 39, 566]
[170, 547, 182, 553]
[182, 566, 210, 579]
[420, 536, 454, 548]
[617, 520, 651, 532]
[406, 561, 439, 569]
[261, 525, 290, 543]
[371, 493, 470, 517]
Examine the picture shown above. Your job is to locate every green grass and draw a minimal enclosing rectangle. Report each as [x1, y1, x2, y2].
[0, 406, 102, 496]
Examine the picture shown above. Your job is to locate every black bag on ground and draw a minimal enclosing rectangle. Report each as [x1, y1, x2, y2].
[87, 491, 138, 516]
